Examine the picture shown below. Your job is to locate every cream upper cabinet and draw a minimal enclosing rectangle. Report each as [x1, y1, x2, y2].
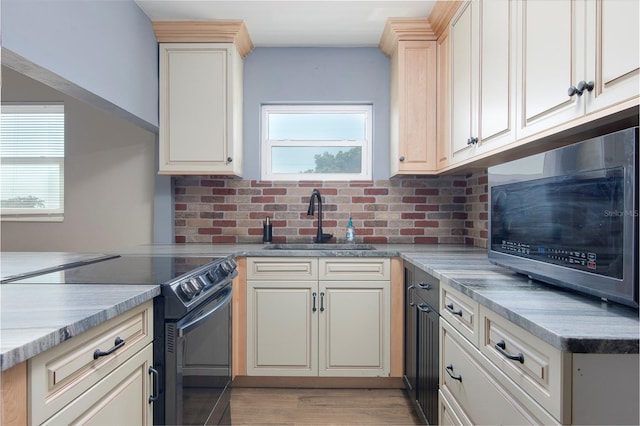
[153, 21, 253, 176]
[448, 0, 516, 166]
[585, 0, 640, 114]
[517, 0, 639, 139]
[159, 43, 243, 175]
[449, 1, 477, 165]
[246, 257, 391, 378]
[516, 0, 586, 138]
[380, 20, 438, 175]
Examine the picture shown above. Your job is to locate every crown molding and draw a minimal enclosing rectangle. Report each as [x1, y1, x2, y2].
[152, 20, 254, 58]
[428, 1, 463, 38]
[378, 18, 435, 56]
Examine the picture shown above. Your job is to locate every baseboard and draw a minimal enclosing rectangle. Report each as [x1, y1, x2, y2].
[231, 376, 405, 389]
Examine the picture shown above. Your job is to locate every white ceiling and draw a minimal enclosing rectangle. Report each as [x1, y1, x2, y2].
[134, 0, 436, 47]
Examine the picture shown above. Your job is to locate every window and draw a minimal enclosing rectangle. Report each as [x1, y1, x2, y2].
[261, 105, 372, 181]
[1, 103, 65, 221]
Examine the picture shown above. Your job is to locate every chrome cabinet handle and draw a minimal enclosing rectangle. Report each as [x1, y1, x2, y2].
[320, 292, 325, 312]
[495, 340, 525, 363]
[312, 292, 317, 312]
[148, 366, 159, 403]
[445, 303, 463, 316]
[445, 364, 462, 382]
[93, 337, 125, 359]
[417, 303, 431, 313]
[407, 285, 415, 307]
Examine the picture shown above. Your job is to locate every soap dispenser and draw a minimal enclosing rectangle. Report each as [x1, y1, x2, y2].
[345, 218, 355, 243]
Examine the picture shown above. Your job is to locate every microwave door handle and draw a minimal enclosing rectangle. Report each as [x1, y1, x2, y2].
[177, 287, 232, 337]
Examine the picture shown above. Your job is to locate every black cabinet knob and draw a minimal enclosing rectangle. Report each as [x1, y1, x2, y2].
[568, 80, 595, 97]
[399, 156, 405, 162]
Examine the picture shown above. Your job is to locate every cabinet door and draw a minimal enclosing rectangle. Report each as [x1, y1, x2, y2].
[159, 43, 241, 175]
[440, 321, 554, 425]
[390, 40, 438, 175]
[436, 27, 452, 169]
[585, 0, 640, 114]
[477, 0, 516, 153]
[416, 300, 439, 425]
[404, 266, 417, 399]
[319, 281, 390, 377]
[42, 344, 153, 426]
[246, 280, 318, 376]
[517, 0, 586, 139]
[449, 1, 478, 164]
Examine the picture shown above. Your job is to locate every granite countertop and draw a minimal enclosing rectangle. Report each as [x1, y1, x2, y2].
[0, 251, 116, 282]
[1, 243, 638, 371]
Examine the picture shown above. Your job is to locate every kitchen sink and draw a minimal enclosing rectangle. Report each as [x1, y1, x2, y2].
[263, 243, 376, 250]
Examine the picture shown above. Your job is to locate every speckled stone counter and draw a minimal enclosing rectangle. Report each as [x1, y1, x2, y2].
[0, 284, 159, 371]
[118, 243, 639, 354]
[2, 243, 637, 371]
[400, 249, 640, 354]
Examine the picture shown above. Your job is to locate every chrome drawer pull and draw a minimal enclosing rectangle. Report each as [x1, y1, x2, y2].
[93, 337, 125, 359]
[418, 282, 432, 291]
[495, 340, 525, 364]
[445, 303, 463, 316]
[148, 367, 159, 403]
[445, 364, 462, 382]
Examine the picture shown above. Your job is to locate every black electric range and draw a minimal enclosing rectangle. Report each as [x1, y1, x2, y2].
[7, 254, 238, 425]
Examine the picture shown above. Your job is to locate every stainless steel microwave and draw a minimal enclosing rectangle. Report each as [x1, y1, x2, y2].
[488, 127, 638, 308]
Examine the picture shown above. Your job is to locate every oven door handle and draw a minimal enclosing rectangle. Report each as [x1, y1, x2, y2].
[177, 286, 232, 337]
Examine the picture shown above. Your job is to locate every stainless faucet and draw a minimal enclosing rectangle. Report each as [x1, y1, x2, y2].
[307, 189, 333, 243]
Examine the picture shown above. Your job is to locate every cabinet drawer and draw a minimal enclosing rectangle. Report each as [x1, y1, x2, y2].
[440, 285, 479, 345]
[479, 306, 570, 423]
[438, 387, 472, 426]
[247, 257, 318, 280]
[41, 344, 153, 426]
[30, 301, 153, 425]
[440, 320, 558, 425]
[412, 267, 440, 311]
[319, 258, 390, 281]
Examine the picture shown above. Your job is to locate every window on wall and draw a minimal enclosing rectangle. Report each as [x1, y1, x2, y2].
[1, 103, 65, 221]
[261, 104, 372, 181]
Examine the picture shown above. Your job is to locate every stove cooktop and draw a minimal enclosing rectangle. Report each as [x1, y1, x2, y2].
[4, 255, 221, 285]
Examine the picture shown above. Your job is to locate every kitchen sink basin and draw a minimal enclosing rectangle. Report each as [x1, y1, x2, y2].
[263, 243, 376, 250]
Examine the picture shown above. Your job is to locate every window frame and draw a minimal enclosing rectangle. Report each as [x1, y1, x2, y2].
[260, 104, 373, 181]
[1, 103, 65, 222]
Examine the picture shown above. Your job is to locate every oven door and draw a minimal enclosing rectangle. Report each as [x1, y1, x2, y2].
[164, 284, 232, 425]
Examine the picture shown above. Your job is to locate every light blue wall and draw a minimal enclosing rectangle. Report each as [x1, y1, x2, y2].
[243, 47, 390, 180]
[1, 0, 158, 131]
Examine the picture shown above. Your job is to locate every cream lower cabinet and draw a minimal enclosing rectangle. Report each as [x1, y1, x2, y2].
[246, 257, 390, 377]
[29, 301, 154, 426]
[439, 284, 639, 425]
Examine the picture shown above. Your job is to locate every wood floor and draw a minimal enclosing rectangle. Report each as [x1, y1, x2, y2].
[229, 388, 422, 425]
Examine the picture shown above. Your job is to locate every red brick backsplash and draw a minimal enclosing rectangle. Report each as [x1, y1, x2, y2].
[174, 172, 488, 248]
